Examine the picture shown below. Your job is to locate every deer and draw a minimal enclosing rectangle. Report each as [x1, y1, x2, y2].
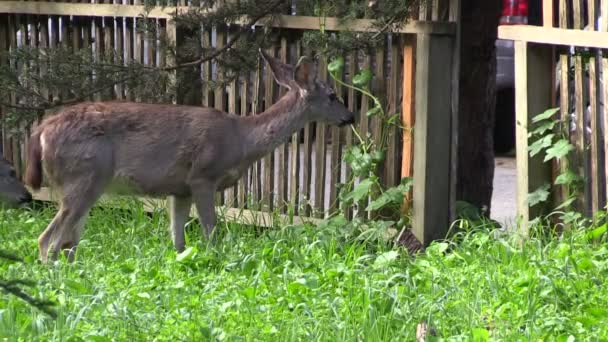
[24, 50, 355, 263]
[0, 156, 32, 208]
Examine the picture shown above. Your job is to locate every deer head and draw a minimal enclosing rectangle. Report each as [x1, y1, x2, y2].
[0, 156, 32, 208]
[260, 50, 355, 127]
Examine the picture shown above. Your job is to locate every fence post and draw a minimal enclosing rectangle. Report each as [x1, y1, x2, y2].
[411, 33, 455, 245]
[514, 41, 554, 235]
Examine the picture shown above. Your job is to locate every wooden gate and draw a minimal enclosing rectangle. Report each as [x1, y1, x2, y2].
[499, 0, 608, 233]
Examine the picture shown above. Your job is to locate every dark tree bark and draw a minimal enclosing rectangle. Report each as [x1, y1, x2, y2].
[457, 0, 503, 216]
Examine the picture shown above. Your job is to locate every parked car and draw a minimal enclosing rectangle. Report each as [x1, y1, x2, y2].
[494, 0, 542, 153]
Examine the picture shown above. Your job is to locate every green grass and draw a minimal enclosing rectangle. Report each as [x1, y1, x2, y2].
[1, 201, 608, 341]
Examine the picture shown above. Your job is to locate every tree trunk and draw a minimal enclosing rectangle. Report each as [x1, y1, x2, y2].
[457, 0, 502, 217]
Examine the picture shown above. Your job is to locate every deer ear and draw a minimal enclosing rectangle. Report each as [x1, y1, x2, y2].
[259, 49, 293, 90]
[294, 56, 317, 90]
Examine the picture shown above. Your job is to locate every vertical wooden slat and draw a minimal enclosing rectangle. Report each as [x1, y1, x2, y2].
[372, 39, 385, 173]
[277, 37, 289, 212]
[543, 0, 554, 27]
[215, 26, 226, 206]
[301, 45, 313, 216]
[514, 42, 554, 235]
[251, 49, 263, 206]
[225, 26, 238, 208]
[342, 51, 357, 219]
[104, 3, 115, 100]
[0, 15, 9, 159]
[290, 41, 302, 215]
[419, 0, 432, 21]
[359, 54, 371, 140]
[134, 0, 143, 102]
[238, 40, 249, 208]
[556, 0, 571, 207]
[147, 19, 156, 68]
[588, 3, 603, 214]
[433, 0, 449, 22]
[39, 14, 50, 104]
[6, 15, 17, 166]
[401, 35, 416, 212]
[328, 54, 344, 214]
[573, 1, 588, 213]
[385, 35, 401, 189]
[115, 13, 125, 99]
[313, 58, 328, 217]
[262, 46, 275, 211]
[603, 0, 608, 207]
[124, 11, 134, 100]
[201, 28, 211, 107]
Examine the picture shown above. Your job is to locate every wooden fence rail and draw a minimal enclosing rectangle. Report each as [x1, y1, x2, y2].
[0, 1, 460, 246]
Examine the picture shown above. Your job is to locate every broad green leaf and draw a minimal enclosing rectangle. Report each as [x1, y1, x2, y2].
[373, 250, 399, 268]
[528, 183, 550, 207]
[366, 106, 381, 117]
[556, 335, 576, 342]
[398, 177, 413, 193]
[586, 224, 607, 240]
[532, 107, 559, 123]
[556, 243, 571, 258]
[353, 69, 372, 87]
[344, 178, 375, 203]
[544, 139, 574, 162]
[471, 328, 490, 341]
[327, 57, 344, 77]
[530, 119, 557, 136]
[555, 196, 576, 210]
[426, 242, 449, 256]
[528, 134, 554, 157]
[554, 170, 580, 185]
[136, 292, 151, 299]
[176, 246, 197, 262]
[366, 187, 404, 211]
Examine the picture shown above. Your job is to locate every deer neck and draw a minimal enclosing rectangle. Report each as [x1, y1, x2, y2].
[243, 90, 309, 161]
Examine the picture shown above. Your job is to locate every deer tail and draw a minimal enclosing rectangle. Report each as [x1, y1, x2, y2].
[25, 131, 43, 190]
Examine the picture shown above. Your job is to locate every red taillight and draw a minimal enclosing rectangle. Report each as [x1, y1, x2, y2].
[500, 0, 529, 25]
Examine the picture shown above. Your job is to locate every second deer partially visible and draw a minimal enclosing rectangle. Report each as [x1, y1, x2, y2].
[0, 156, 32, 208]
[25, 51, 355, 263]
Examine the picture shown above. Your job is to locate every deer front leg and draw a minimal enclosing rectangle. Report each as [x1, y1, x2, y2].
[190, 180, 218, 239]
[167, 195, 192, 252]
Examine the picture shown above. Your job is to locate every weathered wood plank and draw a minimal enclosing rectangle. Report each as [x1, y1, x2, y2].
[589, 53, 603, 214]
[342, 51, 357, 219]
[262, 46, 275, 211]
[313, 58, 328, 217]
[411, 33, 453, 245]
[384, 36, 400, 188]
[289, 41, 302, 215]
[514, 42, 554, 234]
[401, 35, 416, 212]
[497, 25, 608, 49]
[543, 0, 554, 27]
[277, 37, 288, 211]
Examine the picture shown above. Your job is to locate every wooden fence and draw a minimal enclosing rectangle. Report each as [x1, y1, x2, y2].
[0, 0, 460, 245]
[499, 0, 608, 233]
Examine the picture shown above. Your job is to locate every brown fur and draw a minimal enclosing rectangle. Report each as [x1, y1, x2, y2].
[30, 51, 355, 263]
[25, 132, 42, 190]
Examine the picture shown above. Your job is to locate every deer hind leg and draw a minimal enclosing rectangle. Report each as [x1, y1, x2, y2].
[168, 195, 192, 252]
[190, 180, 217, 240]
[39, 179, 107, 263]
